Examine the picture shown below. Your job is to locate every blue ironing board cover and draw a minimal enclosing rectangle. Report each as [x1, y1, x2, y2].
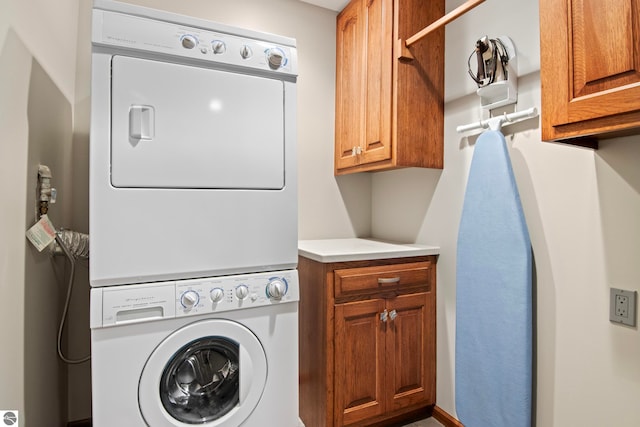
[455, 130, 532, 427]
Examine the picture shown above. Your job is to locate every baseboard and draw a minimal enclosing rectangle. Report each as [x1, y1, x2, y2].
[67, 419, 91, 427]
[433, 406, 464, 427]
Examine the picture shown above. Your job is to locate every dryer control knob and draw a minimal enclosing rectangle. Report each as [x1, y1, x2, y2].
[210, 287, 224, 303]
[266, 48, 286, 69]
[181, 35, 198, 49]
[180, 290, 200, 309]
[266, 278, 288, 300]
[240, 44, 253, 59]
[212, 40, 226, 54]
[235, 284, 249, 300]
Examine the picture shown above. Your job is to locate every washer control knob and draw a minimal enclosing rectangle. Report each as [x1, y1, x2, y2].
[266, 278, 288, 300]
[212, 40, 226, 54]
[235, 284, 249, 300]
[266, 48, 286, 69]
[210, 287, 225, 303]
[180, 290, 200, 309]
[240, 44, 253, 59]
[181, 35, 197, 49]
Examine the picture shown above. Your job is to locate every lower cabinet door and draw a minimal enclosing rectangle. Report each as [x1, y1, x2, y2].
[334, 299, 386, 426]
[386, 292, 436, 411]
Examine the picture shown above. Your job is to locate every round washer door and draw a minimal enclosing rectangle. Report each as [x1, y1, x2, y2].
[139, 319, 267, 426]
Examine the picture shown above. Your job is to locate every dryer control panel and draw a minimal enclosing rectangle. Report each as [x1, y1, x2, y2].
[93, 7, 298, 77]
[91, 269, 299, 328]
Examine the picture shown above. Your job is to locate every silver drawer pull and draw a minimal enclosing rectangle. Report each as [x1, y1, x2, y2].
[378, 277, 400, 284]
[380, 309, 389, 323]
[389, 309, 397, 321]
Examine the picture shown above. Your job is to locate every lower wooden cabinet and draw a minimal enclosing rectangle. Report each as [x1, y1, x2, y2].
[299, 255, 436, 427]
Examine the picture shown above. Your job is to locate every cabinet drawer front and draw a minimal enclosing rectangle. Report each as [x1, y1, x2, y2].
[334, 261, 431, 297]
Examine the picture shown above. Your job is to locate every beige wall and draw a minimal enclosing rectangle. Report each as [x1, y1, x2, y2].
[1, 0, 79, 425]
[2, 0, 639, 425]
[372, 1, 640, 425]
[0, 27, 30, 421]
[23, 59, 74, 427]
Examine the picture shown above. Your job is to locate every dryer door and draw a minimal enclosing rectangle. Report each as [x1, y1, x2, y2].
[110, 55, 285, 190]
[139, 319, 267, 426]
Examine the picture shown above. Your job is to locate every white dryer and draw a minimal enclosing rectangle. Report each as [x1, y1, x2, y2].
[90, 0, 298, 287]
[90, 269, 299, 427]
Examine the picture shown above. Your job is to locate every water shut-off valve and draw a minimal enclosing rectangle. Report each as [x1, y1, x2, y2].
[31, 164, 89, 259]
[37, 165, 57, 216]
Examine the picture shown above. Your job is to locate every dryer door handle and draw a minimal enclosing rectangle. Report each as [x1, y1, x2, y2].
[129, 105, 155, 141]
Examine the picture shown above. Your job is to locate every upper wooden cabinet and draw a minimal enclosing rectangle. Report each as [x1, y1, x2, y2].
[335, 0, 444, 174]
[540, 0, 640, 144]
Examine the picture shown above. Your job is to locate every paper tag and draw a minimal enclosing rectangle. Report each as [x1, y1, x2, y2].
[25, 215, 57, 252]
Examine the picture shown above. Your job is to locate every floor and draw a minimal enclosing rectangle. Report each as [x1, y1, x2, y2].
[401, 418, 444, 427]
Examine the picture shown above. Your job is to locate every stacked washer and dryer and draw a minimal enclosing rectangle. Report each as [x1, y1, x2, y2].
[88, 1, 300, 426]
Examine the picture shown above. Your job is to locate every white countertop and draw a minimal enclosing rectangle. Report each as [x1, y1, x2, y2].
[298, 238, 439, 263]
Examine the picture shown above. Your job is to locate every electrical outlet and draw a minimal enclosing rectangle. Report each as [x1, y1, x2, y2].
[616, 295, 629, 317]
[610, 288, 637, 327]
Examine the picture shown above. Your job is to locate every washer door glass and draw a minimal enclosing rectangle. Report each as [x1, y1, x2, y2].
[160, 337, 239, 424]
[139, 319, 267, 427]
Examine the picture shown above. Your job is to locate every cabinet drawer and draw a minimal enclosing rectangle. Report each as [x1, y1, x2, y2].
[334, 261, 431, 297]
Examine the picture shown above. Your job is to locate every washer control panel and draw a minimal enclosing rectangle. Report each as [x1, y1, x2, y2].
[93, 269, 299, 328]
[93, 8, 297, 76]
[175, 270, 298, 316]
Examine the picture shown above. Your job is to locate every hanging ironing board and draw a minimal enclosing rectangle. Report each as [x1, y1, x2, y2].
[455, 130, 532, 427]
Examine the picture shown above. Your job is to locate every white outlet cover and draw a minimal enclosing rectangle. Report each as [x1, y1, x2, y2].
[610, 288, 637, 327]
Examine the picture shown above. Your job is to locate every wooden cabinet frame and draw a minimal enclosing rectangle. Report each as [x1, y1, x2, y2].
[335, 0, 444, 174]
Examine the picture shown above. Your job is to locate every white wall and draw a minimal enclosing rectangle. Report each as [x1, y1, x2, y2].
[0, 0, 79, 425]
[4, 0, 638, 425]
[372, 1, 640, 425]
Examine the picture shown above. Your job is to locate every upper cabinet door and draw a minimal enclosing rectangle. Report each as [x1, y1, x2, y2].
[361, 0, 393, 165]
[540, 0, 640, 142]
[335, 0, 365, 171]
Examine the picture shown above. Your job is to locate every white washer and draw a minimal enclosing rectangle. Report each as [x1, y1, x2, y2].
[90, 270, 299, 427]
[90, 0, 298, 287]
